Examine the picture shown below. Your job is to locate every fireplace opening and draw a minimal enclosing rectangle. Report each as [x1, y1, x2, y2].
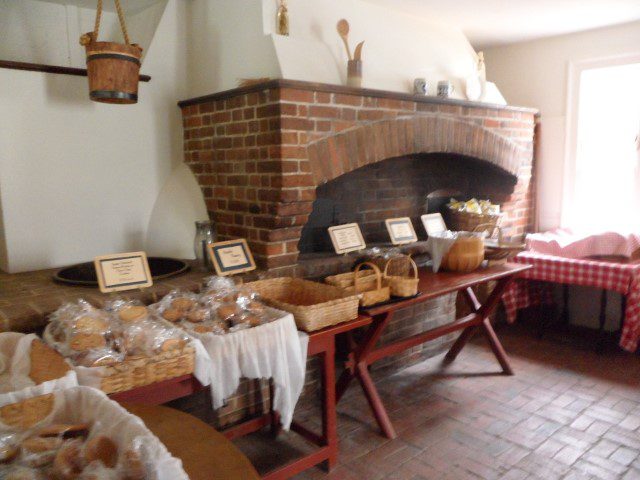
[298, 153, 518, 254]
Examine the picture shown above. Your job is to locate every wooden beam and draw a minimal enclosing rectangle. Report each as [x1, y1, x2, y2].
[0, 60, 151, 82]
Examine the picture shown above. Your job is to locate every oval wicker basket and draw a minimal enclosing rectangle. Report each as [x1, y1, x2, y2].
[325, 268, 377, 290]
[383, 256, 419, 297]
[353, 262, 391, 307]
[445, 208, 502, 233]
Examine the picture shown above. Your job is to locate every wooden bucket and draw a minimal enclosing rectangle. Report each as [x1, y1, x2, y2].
[80, 0, 142, 104]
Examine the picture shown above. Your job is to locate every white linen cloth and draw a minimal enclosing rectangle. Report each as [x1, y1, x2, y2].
[0, 332, 78, 407]
[0, 386, 188, 480]
[426, 231, 458, 272]
[526, 229, 640, 259]
[193, 313, 308, 430]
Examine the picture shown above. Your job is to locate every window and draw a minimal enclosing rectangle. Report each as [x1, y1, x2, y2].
[563, 58, 640, 234]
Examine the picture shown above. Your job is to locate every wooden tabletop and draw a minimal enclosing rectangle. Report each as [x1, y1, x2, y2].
[364, 262, 531, 316]
[122, 403, 260, 480]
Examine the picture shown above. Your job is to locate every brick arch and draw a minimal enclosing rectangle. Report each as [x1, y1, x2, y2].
[305, 116, 524, 186]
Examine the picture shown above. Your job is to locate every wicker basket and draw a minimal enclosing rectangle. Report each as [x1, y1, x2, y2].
[384, 256, 419, 297]
[0, 393, 55, 430]
[370, 254, 410, 277]
[246, 277, 359, 332]
[325, 268, 377, 290]
[351, 263, 390, 307]
[29, 339, 72, 386]
[445, 208, 502, 232]
[42, 326, 195, 395]
[98, 346, 195, 394]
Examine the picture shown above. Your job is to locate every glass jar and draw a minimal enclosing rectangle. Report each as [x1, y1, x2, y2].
[193, 220, 216, 272]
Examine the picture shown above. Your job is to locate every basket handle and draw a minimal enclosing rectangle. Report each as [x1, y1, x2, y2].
[473, 223, 503, 244]
[81, 0, 132, 46]
[383, 255, 418, 279]
[354, 262, 381, 294]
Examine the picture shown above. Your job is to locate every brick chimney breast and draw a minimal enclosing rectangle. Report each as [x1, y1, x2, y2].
[179, 80, 538, 271]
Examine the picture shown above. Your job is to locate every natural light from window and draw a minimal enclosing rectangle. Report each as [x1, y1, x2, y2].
[565, 62, 640, 234]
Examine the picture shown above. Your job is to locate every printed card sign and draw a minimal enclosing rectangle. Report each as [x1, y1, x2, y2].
[385, 217, 418, 245]
[328, 223, 366, 254]
[94, 251, 153, 293]
[208, 239, 256, 276]
[421, 213, 447, 236]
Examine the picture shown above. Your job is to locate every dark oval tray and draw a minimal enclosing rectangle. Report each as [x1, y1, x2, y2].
[53, 257, 190, 287]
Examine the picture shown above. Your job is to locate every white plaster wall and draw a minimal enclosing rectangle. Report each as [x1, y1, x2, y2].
[0, 0, 167, 66]
[484, 20, 640, 230]
[0, 0, 205, 273]
[263, 0, 478, 96]
[145, 163, 209, 259]
[185, 0, 281, 98]
[186, 0, 479, 98]
[0, 0, 489, 273]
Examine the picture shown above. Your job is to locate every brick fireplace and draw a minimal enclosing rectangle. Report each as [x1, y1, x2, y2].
[178, 81, 539, 426]
[178, 79, 538, 272]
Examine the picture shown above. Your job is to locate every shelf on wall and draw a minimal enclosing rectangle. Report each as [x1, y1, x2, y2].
[0, 60, 151, 82]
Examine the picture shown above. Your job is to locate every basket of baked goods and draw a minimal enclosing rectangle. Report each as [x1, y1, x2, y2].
[0, 333, 77, 406]
[445, 198, 503, 233]
[0, 386, 188, 479]
[43, 299, 195, 394]
[246, 277, 359, 332]
[151, 276, 286, 337]
[383, 255, 419, 297]
[326, 262, 390, 307]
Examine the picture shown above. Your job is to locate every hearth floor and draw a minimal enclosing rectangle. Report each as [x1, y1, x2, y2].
[232, 322, 640, 480]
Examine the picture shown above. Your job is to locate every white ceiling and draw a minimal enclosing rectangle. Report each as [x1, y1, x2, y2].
[362, 0, 640, 48]
[38, 0, 165, 15]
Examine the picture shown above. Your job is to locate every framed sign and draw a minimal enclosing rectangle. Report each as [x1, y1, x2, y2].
[328, 223, 366, 254]
[421, 213, 447, 236]
[94, 251, 153, 293]
[385, 217, 418, 245]
[208, 239, 256, 276]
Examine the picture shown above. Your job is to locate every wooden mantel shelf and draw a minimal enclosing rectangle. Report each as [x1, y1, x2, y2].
[178, 78, 538, 115]
[0, 59, 151, 82]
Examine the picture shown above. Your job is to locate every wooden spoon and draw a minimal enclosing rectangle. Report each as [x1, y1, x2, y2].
[354, 41, 365, 61]
[337, 19, 352, 60]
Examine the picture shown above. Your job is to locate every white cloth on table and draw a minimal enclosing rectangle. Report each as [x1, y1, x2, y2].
[195, 313, 307, 430]
[0, 332, 78, 407]
[526, 229, 640, 259]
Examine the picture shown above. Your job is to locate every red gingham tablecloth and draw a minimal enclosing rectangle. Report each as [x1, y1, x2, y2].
[502, 252, 640, 352]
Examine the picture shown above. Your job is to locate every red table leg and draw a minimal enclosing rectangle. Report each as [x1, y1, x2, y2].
[321, 336, 338, 468]
[356, 361, 396, 439]
[443, 277, 515, 374]
[338, 275, 518, 439]
[336, 313, 393, 403]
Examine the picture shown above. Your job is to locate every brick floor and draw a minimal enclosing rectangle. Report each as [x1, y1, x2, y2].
[233, 322, 640, 479]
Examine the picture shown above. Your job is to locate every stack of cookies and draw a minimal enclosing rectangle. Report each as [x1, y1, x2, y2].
[0, 422, 147, 479]
[44, 300, 190, 368]
[152, 278, 280, 336]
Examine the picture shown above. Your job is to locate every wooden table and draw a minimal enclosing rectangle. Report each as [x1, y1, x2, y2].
[336, 263, 530, 439]
[123, 403, 260, 480]
[111, 317, 371, 479]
